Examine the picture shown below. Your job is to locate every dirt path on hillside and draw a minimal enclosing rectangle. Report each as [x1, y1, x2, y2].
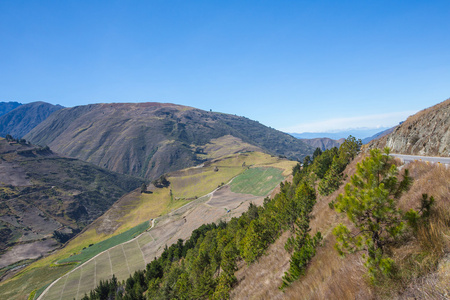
[38, 183, 266, 300]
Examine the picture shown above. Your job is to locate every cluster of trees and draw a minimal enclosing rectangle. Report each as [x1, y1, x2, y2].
[5, 134, 27, 144]
[52, 229, 80, 244]
[80, 137, 362, 299]
[152, 175, 170, 188]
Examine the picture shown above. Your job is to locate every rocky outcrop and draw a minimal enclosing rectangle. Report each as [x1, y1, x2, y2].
[371, 99, 450, 156]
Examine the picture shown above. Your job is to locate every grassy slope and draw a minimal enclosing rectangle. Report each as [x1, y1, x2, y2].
[0, 141, 143, 281]
[230, 167, 284, 196]
[0, 151, 296, 300]
[58, 221, 149, 264]
[231, 155, 450, 299]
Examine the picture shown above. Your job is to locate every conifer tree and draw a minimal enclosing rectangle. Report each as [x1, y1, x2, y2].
[332, 148, 412, 279]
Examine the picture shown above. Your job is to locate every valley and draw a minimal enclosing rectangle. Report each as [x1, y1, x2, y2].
[2, 3, 450, 299]
[0, 98, 449, 300]
[0, 138, 143, 281]
[0, 151, 296, 300]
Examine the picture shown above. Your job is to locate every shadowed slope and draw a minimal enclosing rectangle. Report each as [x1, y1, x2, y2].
[0, 102, 63, 138]
[25, 102, 313, 180]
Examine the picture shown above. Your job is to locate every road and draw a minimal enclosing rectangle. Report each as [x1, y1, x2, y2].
[390, 153, 450, 165]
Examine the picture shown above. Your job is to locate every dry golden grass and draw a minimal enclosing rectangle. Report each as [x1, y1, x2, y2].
[0, 151, 296, 300]
[402, 98, 450, 125]
[231, 156, 450, 300]
[283, 155, 373, 300]
[231, 156, 372, 300]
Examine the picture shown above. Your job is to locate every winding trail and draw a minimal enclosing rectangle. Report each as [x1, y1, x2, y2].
[37, 218, 157, 300]
[37, 171, 275, 300]
[38, 178, 233, 300]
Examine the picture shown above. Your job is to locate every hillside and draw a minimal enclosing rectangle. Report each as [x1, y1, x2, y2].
[25, 102, 313, 180]
[0, 151, 296, 300]
[0, 102, 22, 117]
[230, 154, 450, 299]
[0, 138, 142, 280]
[0, 102, 63, 138]
[361, 126, 397, 144]
[370, 98, 450, 156]
[300, 137, 345, 151]
[50, 135, 447, 300]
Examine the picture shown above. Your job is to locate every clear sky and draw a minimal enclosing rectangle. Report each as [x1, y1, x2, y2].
[1, 1, 449, 133]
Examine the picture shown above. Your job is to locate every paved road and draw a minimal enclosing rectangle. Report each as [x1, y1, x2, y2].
[390, 154, 450, 165]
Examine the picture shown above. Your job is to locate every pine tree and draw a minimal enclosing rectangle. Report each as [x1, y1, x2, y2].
[332, 147, 412, 280]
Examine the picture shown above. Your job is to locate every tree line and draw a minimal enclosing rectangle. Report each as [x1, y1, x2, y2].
[79, 137, 361, 299]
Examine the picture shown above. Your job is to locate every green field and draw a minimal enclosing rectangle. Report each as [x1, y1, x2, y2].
[58, 220, 150, 264]
[0, 152, 297, 300]
[230, 167, 285, 196]
[42, 234, 151, 300]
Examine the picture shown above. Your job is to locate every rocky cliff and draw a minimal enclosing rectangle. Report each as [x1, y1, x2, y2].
[371, 98, 450, 156]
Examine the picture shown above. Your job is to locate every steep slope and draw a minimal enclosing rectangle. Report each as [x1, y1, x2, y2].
[362, 125, 397, 144]
[0, 102, 63, 138]
[300, 137, 345, 151]
[25, 102, 313, 180]
[371, 98, 450, 156]
[231, 156, 450, 299]
[0, 151, 296, 300]
[0, 102, 21, 117]
[0, 139, 142, 277]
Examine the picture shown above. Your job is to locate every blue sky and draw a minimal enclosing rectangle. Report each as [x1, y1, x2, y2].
[1, 1, 449, 133]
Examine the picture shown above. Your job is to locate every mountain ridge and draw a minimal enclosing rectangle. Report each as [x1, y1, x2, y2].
[0, 102, 22, 117]
[0, 102, 63, 138]
[25, 102, 314, 180]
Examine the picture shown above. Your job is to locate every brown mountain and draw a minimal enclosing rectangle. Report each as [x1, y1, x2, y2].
[25, 102, 314, 180]
[370, 98, 450, 156]
[300, 137, 345, 151]
[0, 138, 142, 273]
[0, 101, 63, 138]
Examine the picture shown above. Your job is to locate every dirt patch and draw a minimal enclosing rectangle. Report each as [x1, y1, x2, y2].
[39, 183, 269, 300]
[206, 185, 262, 209]
[0, 239, 59, 268]
[0, 162, 31, 186]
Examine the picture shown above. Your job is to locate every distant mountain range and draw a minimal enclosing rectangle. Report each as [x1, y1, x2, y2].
[0, 101, 63, 138]
[25, 102, 314, 180]
[0, 102, 21, 117]
[289, 127, 391, 140]
[291, 126, 400, 149]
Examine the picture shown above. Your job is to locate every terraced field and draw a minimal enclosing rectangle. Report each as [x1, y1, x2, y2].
[39, 165, 291, 299]
[0, 152, 297, 300]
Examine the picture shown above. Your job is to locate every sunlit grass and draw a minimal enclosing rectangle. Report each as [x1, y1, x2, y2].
[0, 151, 296, 300]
